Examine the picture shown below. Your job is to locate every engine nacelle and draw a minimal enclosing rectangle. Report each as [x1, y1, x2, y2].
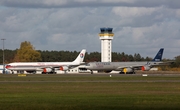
[43, 68, 52, 73]
[141, 66, 151, 71]
[123, 68, 133, 73]
[60, 66, 69, 71]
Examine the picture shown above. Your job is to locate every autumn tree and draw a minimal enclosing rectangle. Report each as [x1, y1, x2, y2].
[14, 41, 41, 62]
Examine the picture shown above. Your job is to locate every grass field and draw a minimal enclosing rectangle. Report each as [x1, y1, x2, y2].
[0, 74, 180, 110]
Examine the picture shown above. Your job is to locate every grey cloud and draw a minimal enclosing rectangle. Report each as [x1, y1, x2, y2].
[1, 1, 180, 59]
[1, 0, 180, 9]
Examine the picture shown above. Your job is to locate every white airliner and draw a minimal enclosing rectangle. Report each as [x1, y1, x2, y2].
[6, 49, 86, 74]
[85, 48, 168, 74]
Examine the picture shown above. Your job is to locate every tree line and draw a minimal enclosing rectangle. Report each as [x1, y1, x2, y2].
[0, 49, 153, 63]
[0, 41, 180, 69]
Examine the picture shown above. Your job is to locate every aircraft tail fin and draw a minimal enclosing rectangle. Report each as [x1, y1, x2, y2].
[73, 49, 86, 64]
[152, 48, 164, 62]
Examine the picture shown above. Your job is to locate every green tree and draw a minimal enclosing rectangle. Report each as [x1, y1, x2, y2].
[170, 55, 180, 68]
[134, 53, 142, 61]
[14, 41, 41, 62]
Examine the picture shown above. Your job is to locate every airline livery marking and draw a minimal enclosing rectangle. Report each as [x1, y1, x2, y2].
[80, 53, 84, 58]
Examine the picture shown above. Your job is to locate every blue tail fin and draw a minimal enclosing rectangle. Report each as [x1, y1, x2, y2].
[152, 48, 164, 61]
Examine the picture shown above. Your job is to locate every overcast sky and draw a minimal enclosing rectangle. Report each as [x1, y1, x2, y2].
[0, 0, 180, 59]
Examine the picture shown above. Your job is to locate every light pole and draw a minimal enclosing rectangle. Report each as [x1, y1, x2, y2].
[1, 39, 5, 74]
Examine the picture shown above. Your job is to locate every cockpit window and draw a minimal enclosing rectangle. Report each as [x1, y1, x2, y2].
[5, 65, 11, 69]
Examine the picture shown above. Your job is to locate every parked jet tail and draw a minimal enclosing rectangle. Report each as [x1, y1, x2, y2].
[73, 49, 86, 64]
[152, 48, 164, 62]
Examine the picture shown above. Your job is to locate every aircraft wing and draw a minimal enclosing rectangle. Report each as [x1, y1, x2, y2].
[115, 65, 143, 71]
[115, 61, 168, 72]
[38, 64, 77, 71]
[163, 61, 175, 65]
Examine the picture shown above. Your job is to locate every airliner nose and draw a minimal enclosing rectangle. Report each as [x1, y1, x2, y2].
[5, 65, 11, 69]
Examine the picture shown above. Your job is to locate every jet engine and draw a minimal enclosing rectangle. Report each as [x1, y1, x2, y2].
[60, 66, 69, 71]
[123, 68, 133, 73]
[141, 66, 151, 71]
[43, 68, 52, 73]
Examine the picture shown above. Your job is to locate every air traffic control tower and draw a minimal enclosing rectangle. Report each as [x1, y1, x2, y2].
[99, 27, 114, 62]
